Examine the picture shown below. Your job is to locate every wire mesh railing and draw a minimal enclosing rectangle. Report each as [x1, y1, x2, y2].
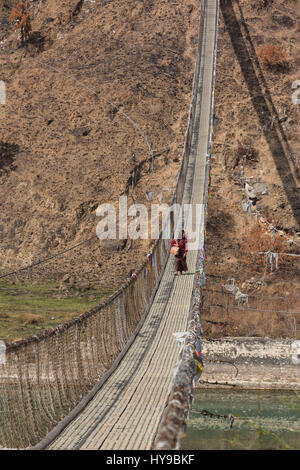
[0, 2, 205, 451]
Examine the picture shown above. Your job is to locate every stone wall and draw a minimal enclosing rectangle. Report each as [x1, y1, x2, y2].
[199, 337, 300, 390]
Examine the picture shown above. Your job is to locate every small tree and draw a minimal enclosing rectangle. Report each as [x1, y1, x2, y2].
[9, 1, 32, 45]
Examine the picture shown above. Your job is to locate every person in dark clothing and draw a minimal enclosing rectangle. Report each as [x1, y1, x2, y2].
[171, 230, 188, 275]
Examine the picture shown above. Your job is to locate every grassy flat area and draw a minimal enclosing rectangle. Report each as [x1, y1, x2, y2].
[0, 280, 113, 341]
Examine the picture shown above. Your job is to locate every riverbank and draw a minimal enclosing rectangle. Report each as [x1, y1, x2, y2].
[197, 337, 300, 390]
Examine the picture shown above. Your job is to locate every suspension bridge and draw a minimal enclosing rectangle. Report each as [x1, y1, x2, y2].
[0, 0, 218, 450]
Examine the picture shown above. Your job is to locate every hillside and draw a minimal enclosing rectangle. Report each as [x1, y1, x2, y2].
[205, 0, 300, 337]
[0, 0, 199, 289]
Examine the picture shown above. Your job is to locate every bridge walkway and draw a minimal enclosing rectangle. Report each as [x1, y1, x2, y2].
[49, 0, 217, 450]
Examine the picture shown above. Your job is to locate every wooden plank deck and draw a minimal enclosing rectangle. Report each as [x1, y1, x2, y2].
[49, 0, 218, 450]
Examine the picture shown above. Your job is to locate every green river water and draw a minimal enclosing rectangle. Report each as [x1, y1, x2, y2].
[181, 389, 300, 450]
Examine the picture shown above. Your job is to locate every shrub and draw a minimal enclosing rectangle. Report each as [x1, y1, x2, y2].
[240, 220, 292, 271]
[257, 43, 288, 70]
[251, 0, 274, 9]
[9, 0, 31, 44]
[236, 138, 259, 164]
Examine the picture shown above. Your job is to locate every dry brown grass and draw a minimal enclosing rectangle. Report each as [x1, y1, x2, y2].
[257, 43, 288, 70]
[0, 0, 199, 291]
[202, 301, 300, 339]
[201, 282, 300, 339]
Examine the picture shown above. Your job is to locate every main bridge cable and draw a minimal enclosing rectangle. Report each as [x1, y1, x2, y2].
[0, 235, 98, 280]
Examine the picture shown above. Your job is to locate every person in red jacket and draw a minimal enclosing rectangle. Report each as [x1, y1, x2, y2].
[171, 230, 188, 275]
